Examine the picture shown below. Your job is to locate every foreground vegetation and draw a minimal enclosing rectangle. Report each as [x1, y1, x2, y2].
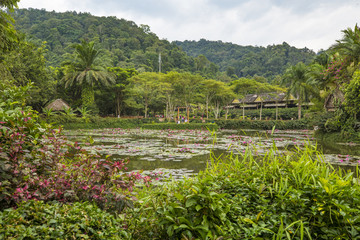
[2, 81, 360, 239]
[2, 142, 360, 239]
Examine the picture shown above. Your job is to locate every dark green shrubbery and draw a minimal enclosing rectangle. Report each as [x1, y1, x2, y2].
[44, 115, 157, 129]
[215, 119, 309, 130]
[0, 201, 128, 239]
[142, 123, 219, 131]
[227, 107, 299, 120]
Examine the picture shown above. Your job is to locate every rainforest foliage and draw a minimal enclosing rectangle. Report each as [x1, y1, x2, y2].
[12, 8, 196, 73]
[174, 39, 316, 79]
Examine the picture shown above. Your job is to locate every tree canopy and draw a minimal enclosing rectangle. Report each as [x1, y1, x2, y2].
[175, 39, 316, 80]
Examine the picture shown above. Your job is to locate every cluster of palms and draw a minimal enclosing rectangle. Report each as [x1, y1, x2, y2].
[281, 24, 360, 120]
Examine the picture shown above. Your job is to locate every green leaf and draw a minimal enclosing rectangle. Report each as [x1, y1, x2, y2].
[167, 225, 174, 237]
[185, 198, 197, 208]
[174, 192, 184, 201]
[49, 219, 57, 224]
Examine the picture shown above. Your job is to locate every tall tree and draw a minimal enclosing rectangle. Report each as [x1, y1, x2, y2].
[201, 79, 223, 119]
[211, 83, 235, 119]
[282, 62, 317, 120]
[128, 72, 163, 118]
[0, 38, 55, 111]
[61, 40, 115, 108]
[108, 67, 138, 117]
[173, 72, 203, 111]
[0, 0, 19, 52]
[162, 72, 178, 121]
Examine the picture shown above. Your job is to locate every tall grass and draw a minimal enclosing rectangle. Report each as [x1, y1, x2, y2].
[126, 143, 360, 239]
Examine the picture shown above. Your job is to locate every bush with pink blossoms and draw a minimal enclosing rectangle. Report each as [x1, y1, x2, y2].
[0, 82, 151, 211]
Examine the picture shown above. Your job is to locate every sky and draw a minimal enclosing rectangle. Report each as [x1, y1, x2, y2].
[18, 0, 360, 52]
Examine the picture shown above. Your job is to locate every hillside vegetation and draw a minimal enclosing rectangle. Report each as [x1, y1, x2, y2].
[12, 8, 195, 72]
[175, 39, 316, 79]
[12, 8, 316, 80]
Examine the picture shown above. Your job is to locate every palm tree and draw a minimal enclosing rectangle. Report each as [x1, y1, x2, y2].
[282, 62, 318, 120]
[61, 40, 115, 107]
[331, 24, 360, 67]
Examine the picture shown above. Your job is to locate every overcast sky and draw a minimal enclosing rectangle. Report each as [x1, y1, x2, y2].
[18, 0, 360, 52]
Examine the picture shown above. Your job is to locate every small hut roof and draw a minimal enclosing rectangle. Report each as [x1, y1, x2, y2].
[45, 99, 70, 111]
[324, 90, 345, 110]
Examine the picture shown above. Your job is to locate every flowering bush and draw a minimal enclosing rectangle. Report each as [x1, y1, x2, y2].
[0, 82, 150, 211]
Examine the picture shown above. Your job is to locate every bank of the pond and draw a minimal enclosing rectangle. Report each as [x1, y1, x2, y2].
[46, 115, 314, 131]
[315, 130, 360, 143]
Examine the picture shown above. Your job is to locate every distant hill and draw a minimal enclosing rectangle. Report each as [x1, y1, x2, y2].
[174, 39, 316, 79]
[12, 9, 317, 79]
[12, 8, 196, 72]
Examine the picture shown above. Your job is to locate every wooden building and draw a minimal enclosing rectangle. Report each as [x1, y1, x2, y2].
[231, 92, 297, 109]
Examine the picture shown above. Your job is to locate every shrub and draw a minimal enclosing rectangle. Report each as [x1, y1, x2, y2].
[0, 201, 128, 239]
[227, 107, 299, 120]
[142, 123, 219, 131]
[1, 82, 148, 211]
[125, 145, 360, 239]
[215, 119, 309, 130]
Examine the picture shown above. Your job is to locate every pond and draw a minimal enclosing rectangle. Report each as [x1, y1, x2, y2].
[64, 128, 360, 178]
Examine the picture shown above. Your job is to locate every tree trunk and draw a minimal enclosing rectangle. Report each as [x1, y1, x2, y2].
[81, 84, 94, 108]
[206, 100, 209, 119]
[275, 101, 278, 120]
[165, 102, 168, 120]
[213, 101, 220, 119]
[225, 106, 229, 120]
[144, 103, 148, 118]
[259, 102, 263, 120]
[298, 100, 302, 120]
[242, 104, 245, 120]
[116, 93, 121, 117]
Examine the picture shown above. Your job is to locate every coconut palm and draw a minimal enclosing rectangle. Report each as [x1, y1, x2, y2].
[282, 62, 318, 120]
[61, 40, 115, 107]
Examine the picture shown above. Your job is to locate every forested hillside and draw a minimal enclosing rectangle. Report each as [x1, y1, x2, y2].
[12, 9, 317, 80]
[174, 39, 316, 79]
[12, 8, 196, 73]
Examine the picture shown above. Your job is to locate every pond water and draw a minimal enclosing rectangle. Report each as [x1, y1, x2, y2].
[64, 128, 360, 178]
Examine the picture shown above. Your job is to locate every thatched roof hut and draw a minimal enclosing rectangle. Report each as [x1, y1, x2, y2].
[324, 90, 344, 112]
[45, 99, 70, 111]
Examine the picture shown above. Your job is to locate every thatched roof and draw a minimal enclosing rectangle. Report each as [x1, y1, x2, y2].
[239, 92, 292, 104]
[45, 99, 70, 111]
[324, 90, 345, 111]
[241, 94, 258, 103]
[258, 92, 287, 102]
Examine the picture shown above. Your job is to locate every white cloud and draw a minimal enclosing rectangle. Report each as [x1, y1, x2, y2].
[18, 0, 360, 51]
